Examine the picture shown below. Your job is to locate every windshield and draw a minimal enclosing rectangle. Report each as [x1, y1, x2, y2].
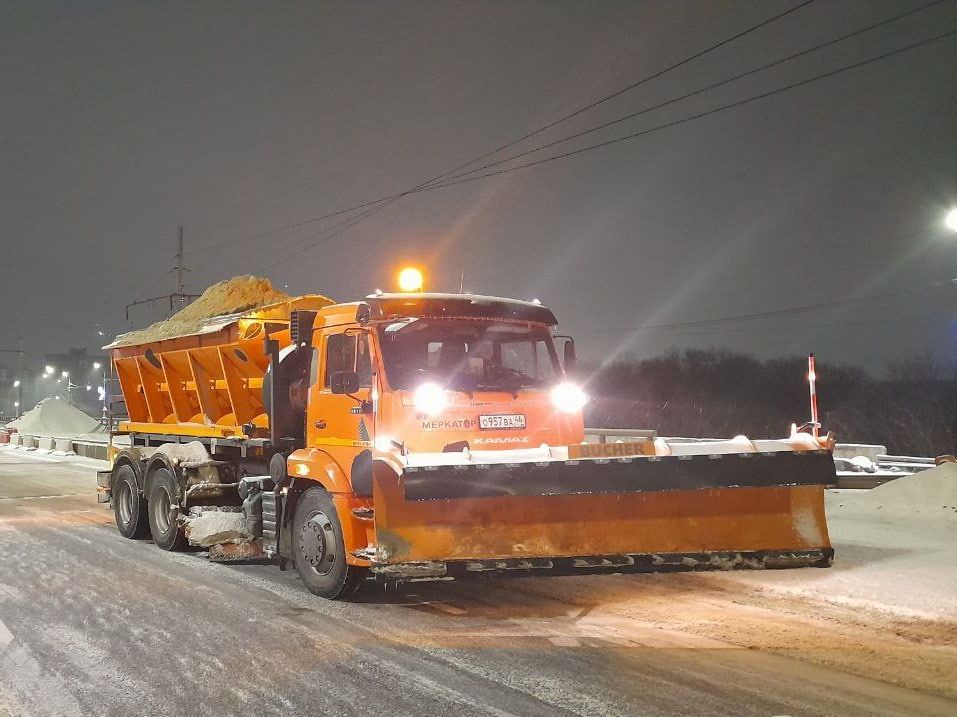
[376, 319, 561, 391]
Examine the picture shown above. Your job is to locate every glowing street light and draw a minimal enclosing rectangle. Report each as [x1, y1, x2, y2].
[946, 207, 957, 233]
[92, 362, 102, 370]
[44, 365, 54, 375]
[61, 370, 69, 378]
[12, 379, 20, 388]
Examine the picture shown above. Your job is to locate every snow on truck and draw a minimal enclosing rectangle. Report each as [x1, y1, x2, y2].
[98, 272, 835, 599]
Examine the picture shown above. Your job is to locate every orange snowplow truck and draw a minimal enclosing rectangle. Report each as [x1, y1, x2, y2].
[100, 282, 835, 598]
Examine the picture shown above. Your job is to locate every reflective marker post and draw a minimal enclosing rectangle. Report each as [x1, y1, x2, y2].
[808, 353, 819, 439]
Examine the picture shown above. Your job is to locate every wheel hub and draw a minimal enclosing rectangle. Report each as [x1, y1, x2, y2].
[299, 511, 337, 574]
[152, 487, 173, 533]
[118, 482, 133, 523]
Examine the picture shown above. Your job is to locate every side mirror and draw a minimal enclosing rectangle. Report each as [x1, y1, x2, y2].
[563, 338, 577, 373]
[330, 371, 359, 395]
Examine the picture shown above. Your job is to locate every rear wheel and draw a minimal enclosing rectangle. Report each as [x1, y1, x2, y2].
[147, 467, 187, 551]
[113, 464, 149, 539]
[292, 487, 366, 599]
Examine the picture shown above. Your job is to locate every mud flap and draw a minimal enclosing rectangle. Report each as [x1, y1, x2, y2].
[371, 451, 834, 571]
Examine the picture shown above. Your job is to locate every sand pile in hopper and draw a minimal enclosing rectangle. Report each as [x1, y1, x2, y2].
[108, 276, 291, 347]
[8, 398, 100, 435]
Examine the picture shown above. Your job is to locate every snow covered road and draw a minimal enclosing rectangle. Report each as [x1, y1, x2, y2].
[0, 450, 955, 716]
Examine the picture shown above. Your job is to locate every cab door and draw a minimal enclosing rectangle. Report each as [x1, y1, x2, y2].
[307, 329, 374, 492]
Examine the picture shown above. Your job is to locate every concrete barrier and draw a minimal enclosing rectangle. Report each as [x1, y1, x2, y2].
[20, 435, 36, 449]
[53, 437, 75, 455]
[834, 443, 887, 461]
[72, 441, 109, 461]
[37, 436, 55, 452]
[8, 433, 20, 446]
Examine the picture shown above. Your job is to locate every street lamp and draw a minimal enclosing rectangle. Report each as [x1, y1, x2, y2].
[92, 362, 102, 370]
[11, 378, 22, 418]
[44, 365, 54, 375]
[61, 370, 69, 378]
[946, 207, 957, 233]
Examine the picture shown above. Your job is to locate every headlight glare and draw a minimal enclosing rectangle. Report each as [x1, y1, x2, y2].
[413, 382, 448, 415]
[551, 382, 588, 414]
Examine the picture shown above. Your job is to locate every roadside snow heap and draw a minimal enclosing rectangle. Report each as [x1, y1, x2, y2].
[7, 398, 100, 436]
[837, 461, 957, 521]
[106, 275, 292, 347]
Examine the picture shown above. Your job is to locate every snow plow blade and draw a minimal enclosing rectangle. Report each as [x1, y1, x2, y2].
[370, 450, 834, 579]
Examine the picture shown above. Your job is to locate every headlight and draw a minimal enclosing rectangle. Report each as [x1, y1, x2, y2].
[551, 382, 588, 414]
[413, 382, 448, 415]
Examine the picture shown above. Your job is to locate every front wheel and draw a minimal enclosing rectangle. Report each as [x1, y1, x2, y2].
[147, 467, 187, 551]
[292, 487, 366, 599]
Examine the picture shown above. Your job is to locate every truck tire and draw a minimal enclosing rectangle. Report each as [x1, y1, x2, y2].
[292, 487, 366, 599]
[113, 464, 149, 539]
[147, 467, 187, 551]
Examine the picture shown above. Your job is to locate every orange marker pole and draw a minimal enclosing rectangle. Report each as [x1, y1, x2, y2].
[808, 353, 819, 439]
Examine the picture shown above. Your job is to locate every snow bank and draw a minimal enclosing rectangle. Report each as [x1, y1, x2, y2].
[106, 275, 292, 347]
[7, 399, 100, 436]
[711, 473, 957, 621]
[836, 462, 957, 521]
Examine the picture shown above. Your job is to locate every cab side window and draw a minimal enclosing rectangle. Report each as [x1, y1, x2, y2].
[355, 335, 372, 387]
[324, 333, 373, 388]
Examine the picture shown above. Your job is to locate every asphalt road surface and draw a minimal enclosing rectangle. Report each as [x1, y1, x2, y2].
[1, 450, 955, 717]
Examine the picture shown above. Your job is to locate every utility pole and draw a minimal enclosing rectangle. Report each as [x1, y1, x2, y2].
[175, 225, 185, 298]
[125, 226, 200, 322]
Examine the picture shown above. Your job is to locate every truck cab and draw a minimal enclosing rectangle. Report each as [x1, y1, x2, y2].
[282, 292, 586, 596]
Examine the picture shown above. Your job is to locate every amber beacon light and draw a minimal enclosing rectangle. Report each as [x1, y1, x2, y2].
[397, 266, 424, 292]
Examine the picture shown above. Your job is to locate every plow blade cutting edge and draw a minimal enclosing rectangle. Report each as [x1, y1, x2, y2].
[370, 450, 835, 579]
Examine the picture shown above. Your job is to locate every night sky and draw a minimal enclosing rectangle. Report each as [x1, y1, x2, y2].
[2, 1, 956, 375]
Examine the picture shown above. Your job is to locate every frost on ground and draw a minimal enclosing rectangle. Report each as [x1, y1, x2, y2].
[714, 462, 957, 621]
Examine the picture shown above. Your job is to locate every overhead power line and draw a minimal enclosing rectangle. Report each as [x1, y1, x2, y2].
[260, 28, 957, 271]
[421, 28, 957, 192]
[184, 1, 818, 257]
[581, 279, 955, 335]
[429, 0, 950, 185]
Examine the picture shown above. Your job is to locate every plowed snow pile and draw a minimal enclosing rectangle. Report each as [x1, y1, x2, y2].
[711, 463, 957, 621]
[837, 462, 957, 521]
[7, 399, 100, 435]
[107, 275, 291, 347]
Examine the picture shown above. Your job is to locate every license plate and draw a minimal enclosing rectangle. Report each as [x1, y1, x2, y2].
[479, 414, 526, 430]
